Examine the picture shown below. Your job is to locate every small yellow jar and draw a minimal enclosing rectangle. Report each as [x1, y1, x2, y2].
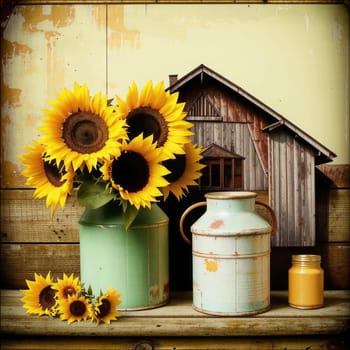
[288, 254, 324, 309]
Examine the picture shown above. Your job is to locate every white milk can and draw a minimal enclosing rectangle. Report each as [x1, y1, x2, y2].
[179, 191, 277, 316]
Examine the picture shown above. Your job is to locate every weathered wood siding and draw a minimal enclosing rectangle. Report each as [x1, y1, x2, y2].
[183, 81, 268, 191]
[190, 121, 268, 190]
[269, 130, 316, 246]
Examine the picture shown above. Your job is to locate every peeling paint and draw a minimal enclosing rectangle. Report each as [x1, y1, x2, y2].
[1, 84, 22, 108]
[107, 6, 140, 49]
[1, 39, 32, 65]
[20, 5, 75, 32]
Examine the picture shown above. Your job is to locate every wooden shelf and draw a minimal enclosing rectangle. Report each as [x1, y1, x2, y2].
[1, 290, 349, 338]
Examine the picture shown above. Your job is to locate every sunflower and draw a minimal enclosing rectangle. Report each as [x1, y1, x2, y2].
[52, 273, 81, 300]
[20, 141, 75, 217]
[100, 134, 170, 209]
[38, 83, 128, 172]
[58, 294, 92, 324]
[92, 289, 122, 324]
[162, 142, 205, 200]
[115, 80, 193, 159]
[21, 272, 57, 316]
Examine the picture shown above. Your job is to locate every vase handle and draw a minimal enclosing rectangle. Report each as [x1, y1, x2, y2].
[255, 201, 277, 235]
[179, 201, 207, 245]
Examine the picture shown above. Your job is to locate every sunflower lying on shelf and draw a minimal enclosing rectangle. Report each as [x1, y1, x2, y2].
[21, 272, 122, 324]
[20, 81, 205, 229]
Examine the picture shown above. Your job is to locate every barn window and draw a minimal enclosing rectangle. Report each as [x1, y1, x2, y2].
[200, 144, 244, 190]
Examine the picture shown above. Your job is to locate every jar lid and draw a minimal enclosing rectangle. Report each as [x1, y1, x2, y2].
[292, 254, 321, 263]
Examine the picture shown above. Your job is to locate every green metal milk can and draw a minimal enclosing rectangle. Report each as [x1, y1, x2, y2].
[180, 191, 277, 316]
[79, 201, 169, 310]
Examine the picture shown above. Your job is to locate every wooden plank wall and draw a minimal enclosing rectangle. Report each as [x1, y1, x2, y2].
[0, 190, 83, 288]
[270, 130, 316, 246]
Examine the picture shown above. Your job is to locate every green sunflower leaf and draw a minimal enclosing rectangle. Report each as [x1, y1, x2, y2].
[77, 180, 115, 209]
[87, 285, 93, 296]
[123, 203, 139, 230]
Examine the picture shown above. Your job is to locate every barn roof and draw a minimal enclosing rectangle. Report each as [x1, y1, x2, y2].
[168, 64, 336, 165]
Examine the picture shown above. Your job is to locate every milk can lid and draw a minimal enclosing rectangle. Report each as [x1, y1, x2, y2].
[205, 191, 257, 200]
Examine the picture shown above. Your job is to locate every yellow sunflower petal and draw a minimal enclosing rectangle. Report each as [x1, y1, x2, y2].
[126, 81, 140, 110]
[115, 80, 193, 159]
[101, 134, 170, 209]
[52, 273, 81, 300]
[93, 289, 122, 324]
[20, 272, 57, 316]
[39, 83, 128, 172]
[20, 141, 74, 217]
[139, 80, 153, 106]
[58, 294, 92, 324]
[162, 142, 205, 201]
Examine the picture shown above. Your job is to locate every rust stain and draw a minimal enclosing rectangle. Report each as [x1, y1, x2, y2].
[1, 83, 22, 108]
[149, 284, 159, 299]
[1, 39, 32, 65]
[18, 5, 71, 52]
[45, 30, 62, 47]
[163, 282, 169, 295]
[107, 6, 140, 49]
[18, 5, 74, 50]
[19, 5, 77, 99]
[205, 259, 218, 272]
[92, 5, 107, 29]
[20, 5, 75, 32]
[210, 219, 224, 229]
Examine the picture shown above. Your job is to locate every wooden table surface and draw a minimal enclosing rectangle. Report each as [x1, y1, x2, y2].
[1, 290, 349, 337]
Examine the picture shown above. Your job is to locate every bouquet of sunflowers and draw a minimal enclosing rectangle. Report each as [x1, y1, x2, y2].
[21, 272, 122, 324]
[20, 81, 204, 229]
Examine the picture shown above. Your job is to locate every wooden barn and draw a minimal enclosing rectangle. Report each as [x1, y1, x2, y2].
[168, 64, 337, 247]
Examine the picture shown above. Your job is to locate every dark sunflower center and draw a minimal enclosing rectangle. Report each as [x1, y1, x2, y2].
[62, 112, 109, 154]
[164, 154, 186, 183]
[69, 300, 86, 317]
[111, 151, 149, 192]
[39, 286, 56, 310]
[63, 286, 76, 299]
[126, 106, 168, 147]
[97, 299, 111, 318]
[43, 160, 65, 187]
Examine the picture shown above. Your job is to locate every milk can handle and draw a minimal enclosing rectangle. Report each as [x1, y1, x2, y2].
[255, 200, 277, 235]
[179, 201, 206, 245]
[179, 200, 277, 244]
